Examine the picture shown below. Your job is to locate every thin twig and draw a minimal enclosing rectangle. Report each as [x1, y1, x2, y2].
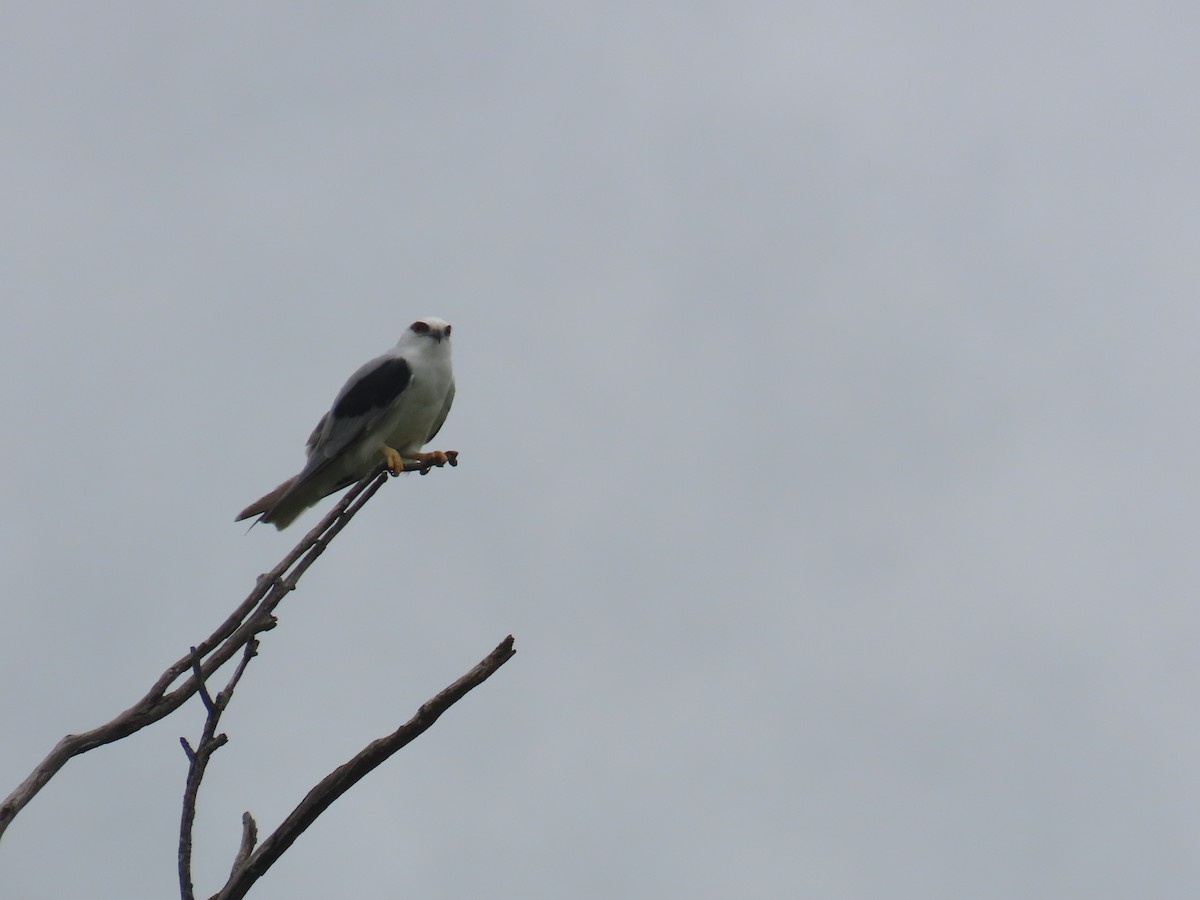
[0, 458, 455, 842]
[179, 639, 258, 900]
[212, 635, 516, 900]
[229, 813, 258, 881]
[190, 648, 217, 715]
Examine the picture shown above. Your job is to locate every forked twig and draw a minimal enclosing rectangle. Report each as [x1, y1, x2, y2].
[179, 641, 259, 900]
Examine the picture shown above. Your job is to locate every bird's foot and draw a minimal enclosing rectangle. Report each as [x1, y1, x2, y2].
[411, 449, 458, 474]
[381, 445, 405, 476]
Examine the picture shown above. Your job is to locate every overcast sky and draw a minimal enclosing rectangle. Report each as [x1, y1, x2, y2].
[3, 3, 1199, 898]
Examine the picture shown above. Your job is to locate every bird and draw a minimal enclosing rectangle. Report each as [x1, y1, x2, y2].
[236, 317, 456, 530]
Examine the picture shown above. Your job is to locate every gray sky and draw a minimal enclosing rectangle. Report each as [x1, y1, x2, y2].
[3, 3, 1199, 897]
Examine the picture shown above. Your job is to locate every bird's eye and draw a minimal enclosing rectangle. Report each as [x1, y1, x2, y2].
[410, 321, 430, 334]
[444, 324, 452, 336]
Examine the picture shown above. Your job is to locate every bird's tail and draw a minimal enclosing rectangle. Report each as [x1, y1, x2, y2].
[235, 477, 298, 528]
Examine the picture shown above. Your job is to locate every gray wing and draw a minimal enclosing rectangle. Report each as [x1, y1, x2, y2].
[295, 353, 413, 482]
[305, 412, 328, 455]
[425, 379, 456, 443]
[240, 353, 416, 526]
[314, 354, 412, 456]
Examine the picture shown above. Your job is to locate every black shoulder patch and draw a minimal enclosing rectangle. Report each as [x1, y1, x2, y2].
[333, 357, 412, 418]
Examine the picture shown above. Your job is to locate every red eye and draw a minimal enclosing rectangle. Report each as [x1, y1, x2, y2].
[410, 321, 430, 334]
[444, 324, 452, 336]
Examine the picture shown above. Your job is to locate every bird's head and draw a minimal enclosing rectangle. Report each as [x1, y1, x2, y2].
[402, 317, 452, 345]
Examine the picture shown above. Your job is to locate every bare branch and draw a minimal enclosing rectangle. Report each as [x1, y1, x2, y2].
[0, 457, 455, 842]
[190, 648, 218, 715]
[179, 639, 257, 900]
[229, 813, 258, 881]
[212, 635, 516, 900]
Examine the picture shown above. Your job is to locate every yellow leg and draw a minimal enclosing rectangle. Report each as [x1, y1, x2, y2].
[381, 445, 405, 476]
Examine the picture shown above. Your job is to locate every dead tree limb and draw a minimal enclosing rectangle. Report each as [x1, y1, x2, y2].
[0, 457, 454, 842]
[179, 641, 259, 900]
[210, 634, 516, 900]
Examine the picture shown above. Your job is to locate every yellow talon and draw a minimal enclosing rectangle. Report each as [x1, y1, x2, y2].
[381, 446, 404, 476]
[410, 450, 449, 467]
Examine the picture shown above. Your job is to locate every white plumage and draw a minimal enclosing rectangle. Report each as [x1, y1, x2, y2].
[237, 317, 456, 529]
